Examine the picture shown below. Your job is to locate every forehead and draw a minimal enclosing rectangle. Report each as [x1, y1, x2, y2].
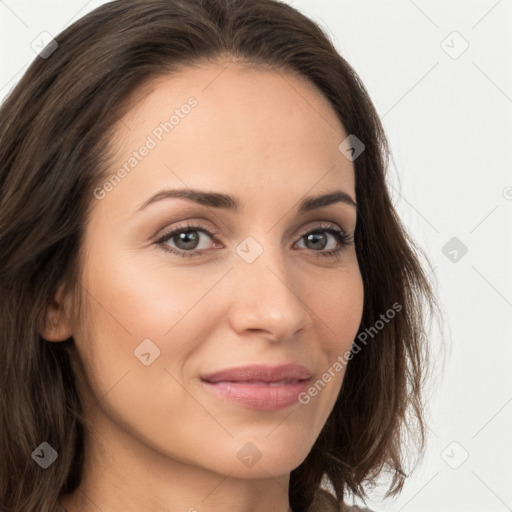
[101, 61, 355, 215]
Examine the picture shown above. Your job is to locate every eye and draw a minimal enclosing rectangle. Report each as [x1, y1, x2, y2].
[155, 222, 218, 258]
[294, 223, 354, 259]
[155, 221, 354, 259]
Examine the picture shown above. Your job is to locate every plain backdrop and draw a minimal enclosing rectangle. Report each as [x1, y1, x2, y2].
[1, 1, 511, 511]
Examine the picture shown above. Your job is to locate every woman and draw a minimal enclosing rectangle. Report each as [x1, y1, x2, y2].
[0, 1, 437, 511]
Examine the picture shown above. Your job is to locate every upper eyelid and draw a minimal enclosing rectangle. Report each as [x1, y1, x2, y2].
[149, 202, 356, 234]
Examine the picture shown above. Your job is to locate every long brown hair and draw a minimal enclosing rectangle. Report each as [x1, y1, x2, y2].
[0, 1, 438, 511]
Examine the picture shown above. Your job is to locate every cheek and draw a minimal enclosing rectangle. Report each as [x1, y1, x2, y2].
[71, 251, 221, 444]
[81, 246, 213, 336]
[73, 246, 229, 384]
[304, 267, 364, 411]
[313, 266, 364, 350]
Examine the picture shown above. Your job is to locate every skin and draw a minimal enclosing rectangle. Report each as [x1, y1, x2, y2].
[43, 60, 364, 512]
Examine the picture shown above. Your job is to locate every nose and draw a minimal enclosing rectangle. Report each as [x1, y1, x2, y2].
[227, 241, 312, 342]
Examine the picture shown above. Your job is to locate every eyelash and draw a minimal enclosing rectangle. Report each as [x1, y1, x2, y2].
[155, 221, 354, 259]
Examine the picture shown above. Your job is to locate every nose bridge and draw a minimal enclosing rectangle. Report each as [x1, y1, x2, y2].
[229, 233, 310, 338]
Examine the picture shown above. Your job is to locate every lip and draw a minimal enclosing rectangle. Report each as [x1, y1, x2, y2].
[201, 364, 312, 383]
[200, 364, 312, 411]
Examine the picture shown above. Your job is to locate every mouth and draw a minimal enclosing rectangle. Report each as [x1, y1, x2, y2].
[200, 364, 312, 411]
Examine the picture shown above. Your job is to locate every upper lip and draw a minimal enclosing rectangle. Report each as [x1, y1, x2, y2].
[201, 364, 312, 383]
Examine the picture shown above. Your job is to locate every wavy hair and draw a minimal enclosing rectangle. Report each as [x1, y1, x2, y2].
[0, 1, 438, 510]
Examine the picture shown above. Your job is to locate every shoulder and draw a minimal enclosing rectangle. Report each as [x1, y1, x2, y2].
[309, 488, 376, 512]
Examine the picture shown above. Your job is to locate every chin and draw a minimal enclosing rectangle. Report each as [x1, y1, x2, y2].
[209, 427, 316, 479]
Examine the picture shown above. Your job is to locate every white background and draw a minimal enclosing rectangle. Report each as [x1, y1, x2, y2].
[1, 1, 511, 511]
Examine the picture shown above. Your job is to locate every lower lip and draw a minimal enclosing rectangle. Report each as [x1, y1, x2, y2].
[201, 380, 310, 411]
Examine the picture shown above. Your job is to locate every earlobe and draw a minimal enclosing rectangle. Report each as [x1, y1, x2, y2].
[38, 284, 73, 342]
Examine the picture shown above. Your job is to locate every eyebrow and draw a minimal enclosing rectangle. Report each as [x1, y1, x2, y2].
[135, 188, 357, 214]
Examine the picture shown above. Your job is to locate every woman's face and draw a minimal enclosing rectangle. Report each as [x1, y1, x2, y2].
[70, 61, 364, 479]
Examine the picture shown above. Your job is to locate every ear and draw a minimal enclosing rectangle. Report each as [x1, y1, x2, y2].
[39, 282, 74, 342]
